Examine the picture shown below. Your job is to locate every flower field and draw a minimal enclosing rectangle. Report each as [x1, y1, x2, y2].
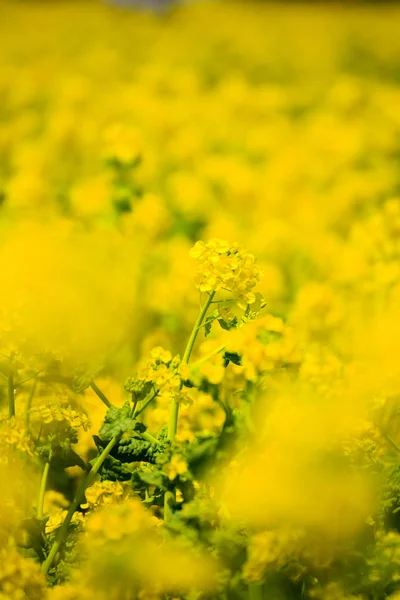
[2, 1, 400, 598]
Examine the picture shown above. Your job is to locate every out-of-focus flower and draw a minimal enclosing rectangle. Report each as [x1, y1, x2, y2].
[215, 381, 374, 539]
[72, 499, 217, 598]
[0, 546, 46, 600]
[0, 219, 139, 371]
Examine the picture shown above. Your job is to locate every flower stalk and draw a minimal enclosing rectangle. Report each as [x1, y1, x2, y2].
[167, 290, 215, 444]
[164, 291, 216, 521]
[37, 449, 52, 521]
[90, 381, 113, 408]
[191, 343, 225, 368]
[42, 435, 119, 575]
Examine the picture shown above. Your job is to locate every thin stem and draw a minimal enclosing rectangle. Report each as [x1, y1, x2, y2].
[248, 583, 263, 600]
[164, 490, 175, 522]
[191, 344, 225, 369]
[164, 291, 216, 523]
[167, 290, 215, 445]
[183, 291, 216, 364]
[134, 389, 158, 418]
[8, 360, 15, 418]
[37, 450, 52, 520]
[42, 436, 119, 575]
[383, 431, 400, 454]
[15, 370, 43, 389]
[90, 381, 113, 408]
[142, 431, 158, 444]
[131, 399, 138, 418]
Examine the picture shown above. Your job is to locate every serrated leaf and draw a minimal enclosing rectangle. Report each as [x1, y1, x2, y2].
[99, 401, 146, 441]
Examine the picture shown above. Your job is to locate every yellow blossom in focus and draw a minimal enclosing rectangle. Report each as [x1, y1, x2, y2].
[190, 239, 262, 308]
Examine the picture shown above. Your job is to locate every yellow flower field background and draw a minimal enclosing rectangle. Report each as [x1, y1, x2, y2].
[2, 1, 400, 598]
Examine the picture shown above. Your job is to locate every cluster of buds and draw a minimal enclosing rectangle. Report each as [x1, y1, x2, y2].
[125, 347, 188, 402]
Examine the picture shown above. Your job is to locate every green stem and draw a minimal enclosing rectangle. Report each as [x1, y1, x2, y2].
[42, 436, 119, 576]
[164, 490, 175, 522]
[37, 450, 52, 520]
[142, 431, 158, 444]
[15, 370, 43, 389]
[131, 399, 138, 418]
[164, 291, 216, 522]
[90, 382, 113, 408]
[8, 363, 15, 418]
[248, 583, 263, 600]
[183, 292, 216, 364]
[384, 431, 400, 454]
[191, 344, 225, 369]
[167, 291, 215, 444]
[134, 389, 158, 418]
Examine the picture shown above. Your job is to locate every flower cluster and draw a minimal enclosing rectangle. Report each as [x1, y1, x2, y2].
[125, 346, 186, 402]
[2, 2, 400, 600]
[75, 499, 215, 598]
[81, 481, 126, 511]
[0, 547, 46, 600]
[190, 239, 263, 308]
[0, 418, 34, 461]
[30, 399, 90, 455]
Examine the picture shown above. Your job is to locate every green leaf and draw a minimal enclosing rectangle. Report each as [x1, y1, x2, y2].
[218, 316, 238, 331]
[99, 402, 146, 441]
[204, 309, 219, 338]
[92, 429, 170, 483]
[137, 468, 169, 490]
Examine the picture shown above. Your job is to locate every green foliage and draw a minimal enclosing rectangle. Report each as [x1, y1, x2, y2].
[98, 402, 147, 441]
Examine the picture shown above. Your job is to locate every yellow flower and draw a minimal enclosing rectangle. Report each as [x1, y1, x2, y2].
[190, 239, 262, 308]
[0, 547, 46, 600]
[149, 346, 172, 364]
[46, 510, 83, 535]
[78, 499, 216, 597]
[30, 399, 90, 449]
[0, 417, 34, 460]
[164, 455, 188, 481]
[81, 481, 126, 511]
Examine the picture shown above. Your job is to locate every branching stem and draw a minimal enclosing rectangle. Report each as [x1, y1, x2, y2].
[135, 389, 159, 417]
[42, 435, 119, 575]
[37, 449, 52, 521]
[191, 344, 225, 368]
[164, 291, 216, 522]
[90, 381, 113, 408]
[167, 290, 215, 445]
